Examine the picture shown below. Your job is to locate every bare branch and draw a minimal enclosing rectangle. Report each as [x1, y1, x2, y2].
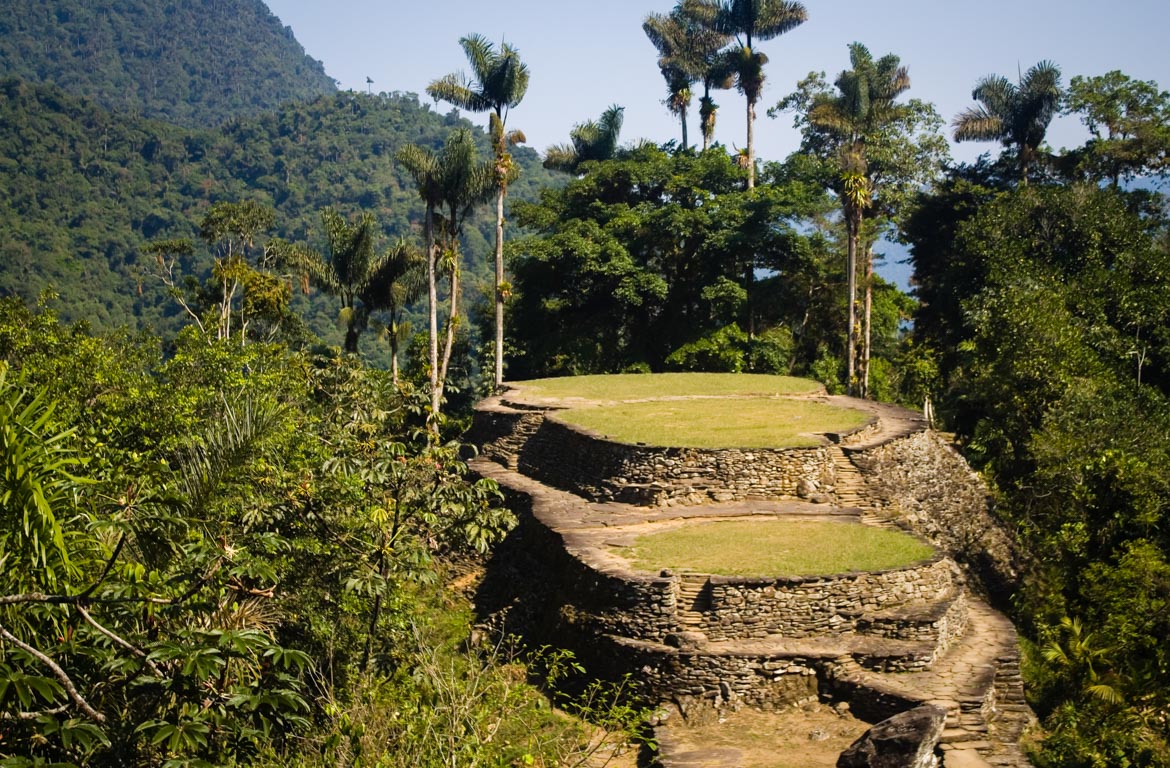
[75, 605, 164, 678]
[0, 704, 70, 721]
[0, 621, 107, 724]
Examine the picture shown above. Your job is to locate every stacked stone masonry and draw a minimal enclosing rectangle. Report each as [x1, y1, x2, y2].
[469, 387, 1034, 767]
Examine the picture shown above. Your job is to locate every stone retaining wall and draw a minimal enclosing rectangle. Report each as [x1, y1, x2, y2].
[849, 430, 1021, 600]
[479, 411, 840, 505]
[697, 557, 961, 641]
[640, 644, 822, 712]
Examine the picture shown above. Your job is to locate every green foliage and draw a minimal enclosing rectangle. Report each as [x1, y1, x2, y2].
[953, 61, 1063, 183]
[0, 80, 560, 364]
[747, 325, 794, 374]
[0, 301, 519, 766]
[509, 144, 839, 377]
[0, 0, 335, 127]
[909, 173, 1170, 763]
[666, 324, 748, 371]
[1063, 70, 1170, 186]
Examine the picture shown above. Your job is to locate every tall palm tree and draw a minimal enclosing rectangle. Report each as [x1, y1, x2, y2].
[544, 105, 625, 173]
[807, 43, 910, 397]
[427, 34, 529, 390]
[397, 129, 495, 429]
[275, 208, 415, 355]
[685, 0, 807, 187]
[643, 6, 729, 150]
[699, 51, 736, 151]
[953, 60, 1062, 184]
[364, 241, 424, 384]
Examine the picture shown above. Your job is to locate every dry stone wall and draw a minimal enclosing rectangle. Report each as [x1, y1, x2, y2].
[849, 430, 1020, 600]
[698, 558, 961, 641]
[473, 405, 841, 505]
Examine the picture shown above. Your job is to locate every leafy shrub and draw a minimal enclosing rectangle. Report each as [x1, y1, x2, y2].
[665, 324, 748, 372]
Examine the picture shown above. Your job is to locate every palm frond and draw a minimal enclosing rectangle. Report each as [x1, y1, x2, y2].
[179, 399, 283, 519]
[425, 73, 490, 112]
[429, 34, 528, 117]
[396, 144, 442, 205]
[752, 0, 807, 42]
[953, 107, 1004, 142]
[543, 143, 578, 172]
[459, 33, 495, 82]
[971, 74, 1016, 116]
[1085, 682, 1126, 706]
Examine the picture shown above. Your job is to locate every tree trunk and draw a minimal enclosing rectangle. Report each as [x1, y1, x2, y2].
[425, 206, 440, 431]
[681, 104, 689, 151]
[859, 246, 874, 399]
[439, 252, 459, 400]
[494, 185, 506, 390]
[845, 209, 859, 396]
[746, 96, 756, 189]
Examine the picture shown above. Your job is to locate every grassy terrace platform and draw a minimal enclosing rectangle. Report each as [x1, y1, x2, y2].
[619, 519, 936, 577]
[508, 373, 867, 449]
[511, 372, 822, 401]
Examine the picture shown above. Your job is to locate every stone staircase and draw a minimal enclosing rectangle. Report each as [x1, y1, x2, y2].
[831, 446, 901, 529]
[675, 574, 711, 631]
[826, 597, 1033, 768]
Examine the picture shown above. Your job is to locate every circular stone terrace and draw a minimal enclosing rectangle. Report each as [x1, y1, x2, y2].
[466, 374, 1034, 768]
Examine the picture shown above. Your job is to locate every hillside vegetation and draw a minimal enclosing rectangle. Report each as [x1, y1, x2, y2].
[0, 79, 559, 348]
[0, 0, 336, 126]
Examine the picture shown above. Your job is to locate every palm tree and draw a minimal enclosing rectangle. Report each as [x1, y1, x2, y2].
[275, 209, 413, 356]
[953, 60, 1062, 184]
[685, 0, 807, 187]
[544, 105, 625, 174]
[699, 51, 736, 151]
[807, 43, 910, 396]
[643, 6, 729, 150]
[427, 34, 529, 390]
[365, 241, 424, 384]
[397, 129, 494, 430]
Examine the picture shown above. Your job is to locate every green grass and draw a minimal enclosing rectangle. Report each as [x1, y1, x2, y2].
[555, 398, 868, 449]
[510, 373, 822, 401]
[620, 520, 935, 577]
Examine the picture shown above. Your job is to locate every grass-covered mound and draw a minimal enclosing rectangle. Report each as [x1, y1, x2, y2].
[511, 373, 822, 401]
[558, 398, 867, 449]
[508, 373, 864, 449]
[620, 519, 935, 577]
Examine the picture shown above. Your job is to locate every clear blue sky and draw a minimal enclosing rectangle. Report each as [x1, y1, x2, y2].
[263, 0, 1170, 167]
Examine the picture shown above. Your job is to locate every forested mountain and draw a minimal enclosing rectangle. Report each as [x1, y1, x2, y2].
[0, 0, 336, 126]
[0, 78, 559, 345]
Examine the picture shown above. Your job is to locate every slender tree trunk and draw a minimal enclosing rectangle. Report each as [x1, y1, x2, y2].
[439, 252, 459, 399]
[681, 105, 689, 151]
[859, 246, 874, 399]
[700, 87, 714, 151]
[746, 96, 756, 189]
[425, 206, 440, 431]
[494, 186, 506, 390]
[845, 210, 859, 396]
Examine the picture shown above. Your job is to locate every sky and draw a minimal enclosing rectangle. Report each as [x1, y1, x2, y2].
[262, 0, 1170, 168]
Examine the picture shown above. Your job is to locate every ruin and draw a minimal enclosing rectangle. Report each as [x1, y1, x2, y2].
[468, 380, 1036, 767]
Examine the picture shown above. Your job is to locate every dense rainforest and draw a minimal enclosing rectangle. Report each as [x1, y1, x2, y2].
[0, 79, 559, 357]
[3, 0, 1170, 766]
[0, 0, 336, 126]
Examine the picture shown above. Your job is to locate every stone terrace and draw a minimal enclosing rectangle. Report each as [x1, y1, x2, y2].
[468, 381, 1034, 767]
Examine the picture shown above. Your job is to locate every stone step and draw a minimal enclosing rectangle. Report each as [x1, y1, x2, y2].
[943, 727, 989, 743]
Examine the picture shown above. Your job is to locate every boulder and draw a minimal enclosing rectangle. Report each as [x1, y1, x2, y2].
[837, 704, 947, 768]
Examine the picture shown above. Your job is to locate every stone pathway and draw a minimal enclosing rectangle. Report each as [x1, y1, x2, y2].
[827, 598, 1034, 768]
